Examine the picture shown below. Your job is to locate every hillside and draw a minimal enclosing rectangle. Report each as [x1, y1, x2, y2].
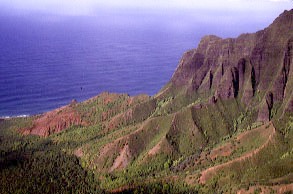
[1, 9, 293, 193]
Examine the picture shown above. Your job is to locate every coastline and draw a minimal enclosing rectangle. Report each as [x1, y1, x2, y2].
[0, 114, 30, 120]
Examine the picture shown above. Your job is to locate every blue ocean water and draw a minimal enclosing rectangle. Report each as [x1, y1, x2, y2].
[0, 11, 274, 117]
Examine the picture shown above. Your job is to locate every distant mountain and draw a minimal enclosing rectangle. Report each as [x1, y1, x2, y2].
[1, 9, 293, 194]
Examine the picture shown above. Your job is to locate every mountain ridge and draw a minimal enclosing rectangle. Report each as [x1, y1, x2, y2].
[1, 9, 293, 193]
[160, 9, 293, 121]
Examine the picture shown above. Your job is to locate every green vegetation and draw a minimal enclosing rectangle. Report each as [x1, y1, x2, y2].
[1, 90, 292, 194]
[0, 118, 104, 194]
[1, 90, 292, 193]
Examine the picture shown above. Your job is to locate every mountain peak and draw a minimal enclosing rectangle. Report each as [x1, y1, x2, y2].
[165, 9, 293, 122]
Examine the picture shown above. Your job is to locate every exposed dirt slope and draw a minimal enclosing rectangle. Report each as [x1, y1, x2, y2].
[21, 102, 85, 137]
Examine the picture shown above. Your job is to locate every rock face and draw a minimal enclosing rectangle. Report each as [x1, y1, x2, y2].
[164, 9, 293, 121]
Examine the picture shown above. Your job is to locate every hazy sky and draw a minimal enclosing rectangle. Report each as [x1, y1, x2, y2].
[0, 0, 292, 16]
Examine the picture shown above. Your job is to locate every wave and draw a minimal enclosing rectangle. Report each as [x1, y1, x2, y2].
[0, 114, 30, 119]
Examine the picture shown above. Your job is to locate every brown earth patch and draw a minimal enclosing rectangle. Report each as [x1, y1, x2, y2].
[110, 144, 132, 172]
[148, 139, 164, 156]
[21, 103, 86, 137]
[74, 147, 83, 158]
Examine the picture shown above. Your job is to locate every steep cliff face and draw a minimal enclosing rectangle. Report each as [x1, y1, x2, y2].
[165, 9, 293, 121]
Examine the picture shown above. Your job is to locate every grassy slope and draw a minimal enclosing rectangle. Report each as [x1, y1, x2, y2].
[1, 90, 292, 193]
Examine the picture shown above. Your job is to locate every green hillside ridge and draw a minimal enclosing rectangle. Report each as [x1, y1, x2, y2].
[1, 9, 293, 193]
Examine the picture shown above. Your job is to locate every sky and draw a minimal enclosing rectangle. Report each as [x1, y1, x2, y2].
[0, 0, 292, 16]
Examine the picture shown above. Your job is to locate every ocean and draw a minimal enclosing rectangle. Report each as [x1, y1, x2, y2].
[0, 10, 274, 117]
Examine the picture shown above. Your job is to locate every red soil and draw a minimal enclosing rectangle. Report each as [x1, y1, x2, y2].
[74, 147, 83, 157]
[110, 144, 132, 172]
[21, 103, 85, 137]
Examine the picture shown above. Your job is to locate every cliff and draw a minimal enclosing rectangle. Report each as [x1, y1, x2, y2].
[164, 9, 293, 121]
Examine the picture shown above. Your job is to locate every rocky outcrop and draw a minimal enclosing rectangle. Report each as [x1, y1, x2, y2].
[257, 92, 274, 122]
[164, 9, 293, 121]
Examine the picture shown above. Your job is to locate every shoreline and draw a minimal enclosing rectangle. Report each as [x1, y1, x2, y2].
[0, 114, 30, 120]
